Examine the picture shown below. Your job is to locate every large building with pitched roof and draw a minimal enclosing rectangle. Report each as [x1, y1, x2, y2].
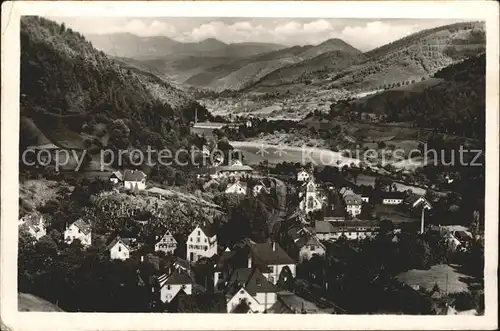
[123, 170, 147, 190]
[106, 236, 137, 260]
[64, 219, 91, 247]
[243, 240, 296, 285]
[186, 224, 218, 262]
[155, 231, 178, 255]
[225, 267, 278, 313]
[158, 270, 193, 303]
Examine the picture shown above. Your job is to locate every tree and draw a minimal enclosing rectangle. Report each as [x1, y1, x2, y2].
[222, 197, 270, 245]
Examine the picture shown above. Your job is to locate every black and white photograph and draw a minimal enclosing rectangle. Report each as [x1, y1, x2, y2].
[1, 1, 498, 330]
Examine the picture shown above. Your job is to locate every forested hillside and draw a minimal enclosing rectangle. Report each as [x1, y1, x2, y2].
[248, 21, 485, 93]
[20, 16, 209, 153]
[330, 53, 485, 140]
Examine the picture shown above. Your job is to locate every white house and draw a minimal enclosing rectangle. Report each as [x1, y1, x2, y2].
[64, 219, 92, 247]
[123, 170, 147, 191]
[158, 270, 193, 303]
[298, 179, 323, 214]
[186, 224, 218, 262]
[225, 268, 278, 313]
[225, 181, 247, 195]
[155, 231, 177, 255]
[296, 235, 326, 262]
[211, 165, 253, 179]
[109, 170, 123, 185]
[106, 236, 134, 260]
[344, 194, 362, 217]
[252, 181, 270, 197]
[229, 159, 243, 167]
[381, 192, 405, 205]
[245, 240, 296, 285]
[405, 194, 432, 210]
[297, 170, 311, 182]
[19, 214, 46, 241]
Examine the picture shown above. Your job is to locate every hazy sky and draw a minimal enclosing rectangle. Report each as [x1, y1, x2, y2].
[50, 17, 467, 51]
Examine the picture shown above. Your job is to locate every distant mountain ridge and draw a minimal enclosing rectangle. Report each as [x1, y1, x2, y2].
[86, 32, 286, 59]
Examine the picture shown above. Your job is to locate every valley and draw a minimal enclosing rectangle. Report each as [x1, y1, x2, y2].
[16, 15, 487, 316]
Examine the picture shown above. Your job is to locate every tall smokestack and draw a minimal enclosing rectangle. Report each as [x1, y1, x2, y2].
[195, 108, 198, 124]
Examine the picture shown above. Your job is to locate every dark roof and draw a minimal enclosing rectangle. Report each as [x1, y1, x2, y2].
[381, 191, 406, 199]
[123, 169, 146, 181]
[106, 237, 124, 251]
[110, 171, 123, 181]
[71, 219, 91, 235]
[313, 221, 335, 233]
[296, 235, 324, 249]
[454, 231, 472, 241]
[199, 223, 217, 238]
[19, 214, 44, 228]
[323, 205, 346, 219]
[277, 291, 322, 313]
[158, 270, 193, 287]
[105, 236, 136, 251]
[227, 268, 277, 296]
[248, 241, 296, 265]
[216, 165, 253, 172]
[214, 250, 236, 270]
[344, 194, 362, 205]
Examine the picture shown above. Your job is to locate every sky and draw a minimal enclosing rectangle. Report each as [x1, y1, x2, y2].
[50, 17, 467, 51]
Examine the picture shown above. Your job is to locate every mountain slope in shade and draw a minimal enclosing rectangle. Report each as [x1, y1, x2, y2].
[331, 53, 485, 139]
[86, 32, 285, 59]
[20, 16, 208, 153]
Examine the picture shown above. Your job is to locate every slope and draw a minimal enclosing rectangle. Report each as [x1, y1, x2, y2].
[330, 53, 485, 140]
[20, 16, 208, 154]
[248, 21, 485, 93]
[183, 39, 360, 91]
[328, 21, 485, 91]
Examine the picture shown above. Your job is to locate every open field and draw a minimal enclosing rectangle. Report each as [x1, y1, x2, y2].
[396, 264, 476, 294]
[231, 141, 360, 167]
[353, 174, 427, 195]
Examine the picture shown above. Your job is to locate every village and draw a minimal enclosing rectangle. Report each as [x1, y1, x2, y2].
[19, 142, 481, 314]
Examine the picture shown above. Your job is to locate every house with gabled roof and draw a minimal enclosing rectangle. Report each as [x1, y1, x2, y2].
[404, 194, 432, 210]
[296, 169, 311, 182]
[381, 191, 406, 205]
[225, 181, 247, 195]
[123, 169, 147, 191]
[19, 214, 46, 241]
[106, 235, 136, 260]
[225, 267, 278, 313]
[252, 181, 271, 197]
[155, 231, 177, 255]
[64, 219, 91, 247]
[186, 223, 218, 262]
[109, 170, 124, 185]
[243, 240, 296, 285]
[213, 247, 237, 291]
[343, 193, 362, 217]
[158, 270, 193, 303]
